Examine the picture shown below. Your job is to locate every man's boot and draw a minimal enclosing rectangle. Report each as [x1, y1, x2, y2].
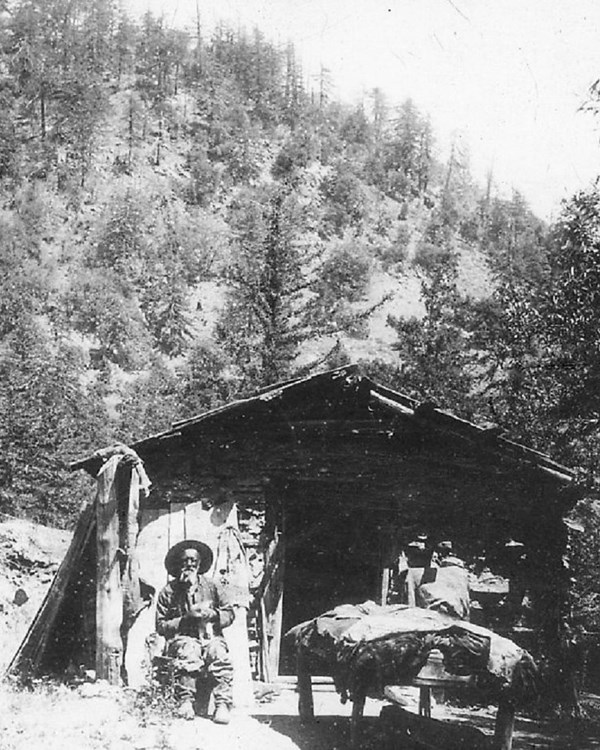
[213, 703, 230, 725]
[176, 700, 195, 720]
[194, 685, 211, 717]
[175, 672, 198, 720]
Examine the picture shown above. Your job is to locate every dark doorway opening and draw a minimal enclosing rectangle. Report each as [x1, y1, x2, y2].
[279, 483, 384, 673]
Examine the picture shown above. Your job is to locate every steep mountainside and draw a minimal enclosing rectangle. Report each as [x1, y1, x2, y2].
[0, 3, 548, 526]
[0, 517, 71, 671]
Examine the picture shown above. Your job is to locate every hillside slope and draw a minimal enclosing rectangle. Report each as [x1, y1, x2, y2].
[0, 6, 546, 526]
[0, 517, 72, 672]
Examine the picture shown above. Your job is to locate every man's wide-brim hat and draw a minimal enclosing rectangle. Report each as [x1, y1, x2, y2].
[164, 539, 214, 576]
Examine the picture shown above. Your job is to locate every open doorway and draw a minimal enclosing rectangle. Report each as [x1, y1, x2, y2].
[279, 483, 385, 674]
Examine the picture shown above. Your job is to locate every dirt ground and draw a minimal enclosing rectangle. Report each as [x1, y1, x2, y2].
[3, 679, 600, 750]
[3, 517, 600, 749]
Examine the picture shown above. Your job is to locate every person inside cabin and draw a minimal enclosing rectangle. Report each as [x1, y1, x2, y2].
[401, 537, 433, 604]
[155, 540, 234, 724]
[408, 540, 471, 621]
[501, 539, 530, 626]
[436, 539, 458, 565]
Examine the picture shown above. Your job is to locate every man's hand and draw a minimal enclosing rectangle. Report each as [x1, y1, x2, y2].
[178, 569, 196, 586]
[188, 604, 217, 622]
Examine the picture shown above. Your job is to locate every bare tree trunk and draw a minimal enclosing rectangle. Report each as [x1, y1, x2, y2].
[40, 88, 46, 141]
[128, 95, 134, 170]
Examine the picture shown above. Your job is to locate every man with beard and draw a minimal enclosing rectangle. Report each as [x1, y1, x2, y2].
[155, 540, 234, 724]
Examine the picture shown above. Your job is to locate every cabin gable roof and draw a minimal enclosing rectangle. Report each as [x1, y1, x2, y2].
[70, 365, 576, 487]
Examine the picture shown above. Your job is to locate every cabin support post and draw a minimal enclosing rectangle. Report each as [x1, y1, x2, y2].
[257, 486, 285, 681]
[95, 457, 127, 684]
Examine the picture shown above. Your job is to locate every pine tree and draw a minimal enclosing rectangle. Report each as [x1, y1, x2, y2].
[0, 317, 111, 526]
[383, 98, 433, 200]
[217, 185, 322, 387]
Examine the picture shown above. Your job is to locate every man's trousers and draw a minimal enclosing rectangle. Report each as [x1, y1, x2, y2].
[165, 634, 233, 709]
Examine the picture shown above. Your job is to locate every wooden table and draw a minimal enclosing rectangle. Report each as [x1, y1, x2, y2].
[296, 648, 516, 750]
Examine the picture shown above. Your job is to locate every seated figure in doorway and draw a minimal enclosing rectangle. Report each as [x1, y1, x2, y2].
[155, 540, 234, 724]
[501, 539, 530, 626]
[408, 540, 471, 621]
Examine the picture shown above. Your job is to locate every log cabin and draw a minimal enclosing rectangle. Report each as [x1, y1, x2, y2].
[8, 365, 582, 703]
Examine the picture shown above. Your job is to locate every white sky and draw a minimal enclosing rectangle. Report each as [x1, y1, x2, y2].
[130, 0, 600, 220]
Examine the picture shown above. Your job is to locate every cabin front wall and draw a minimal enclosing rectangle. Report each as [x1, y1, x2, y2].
[132, 422, 575, 687]
[122, 476, 256, 701]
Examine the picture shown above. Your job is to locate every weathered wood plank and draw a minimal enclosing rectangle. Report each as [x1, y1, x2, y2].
[96, 459, 126, 684]
[168, 502, 187, 547]
[137, 507, 170, 590]
[259, 598, 272, 684]
[258, 531, 285, 680]
[184, 500, 212, 544]
[6, 501, 95, 676]
[381, 566, 390, 606]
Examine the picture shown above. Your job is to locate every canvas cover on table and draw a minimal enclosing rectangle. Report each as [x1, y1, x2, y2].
[287, 602, 537, 704]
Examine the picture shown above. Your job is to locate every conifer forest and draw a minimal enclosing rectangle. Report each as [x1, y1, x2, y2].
[2, 0, 600, 635]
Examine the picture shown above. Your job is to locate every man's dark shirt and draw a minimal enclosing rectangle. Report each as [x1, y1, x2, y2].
[156, 575, 234, 640]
